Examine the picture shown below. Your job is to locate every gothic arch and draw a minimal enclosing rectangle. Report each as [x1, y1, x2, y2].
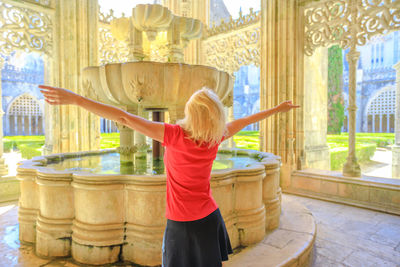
[7, 93, 43, 116]
[5, 93, 44, 136]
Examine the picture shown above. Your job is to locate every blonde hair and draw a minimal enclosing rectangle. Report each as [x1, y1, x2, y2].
[177, 87, 227, 147]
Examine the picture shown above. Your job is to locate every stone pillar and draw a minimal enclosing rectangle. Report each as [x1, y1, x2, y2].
[134, 106, 149, 158]
[343, 47, 361, 177]
[392, 62, 400, 178]
[387, 114, 390, 132]
[0, 58, 8, 176]
[260, 0, 304, 188]
[24, 115, 29, 135]
[31, 116, 37, 135]
[117, 106, 137, 156]
[46, 0, 99, 154]
[9, 115, 15, 135]
[152, 110, 165, 160]
[372, 115, 375, 133]
[17, 115, 22, 135]
[38, 115, 43, 135]
[303, 47, 330, 170]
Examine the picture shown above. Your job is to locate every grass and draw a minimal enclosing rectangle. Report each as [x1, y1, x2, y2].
[3, 132, 394, 168]
[233, 131, 260, 150]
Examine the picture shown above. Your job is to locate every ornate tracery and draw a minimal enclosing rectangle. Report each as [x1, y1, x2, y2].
[0, 1, 53, 56]
[202, 10, 261, 74]
[304, 0, 400, 56]
[98, 10, 130, 64]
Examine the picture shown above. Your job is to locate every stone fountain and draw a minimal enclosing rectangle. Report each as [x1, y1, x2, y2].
[17, 4, 282, 266]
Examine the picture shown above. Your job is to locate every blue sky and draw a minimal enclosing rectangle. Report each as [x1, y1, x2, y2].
[99, 0, 260, 19]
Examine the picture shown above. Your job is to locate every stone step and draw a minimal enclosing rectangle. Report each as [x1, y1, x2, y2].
[226, 196, 316, 267]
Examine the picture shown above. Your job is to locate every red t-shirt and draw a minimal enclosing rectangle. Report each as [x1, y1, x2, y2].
[162, 123, 220, 221]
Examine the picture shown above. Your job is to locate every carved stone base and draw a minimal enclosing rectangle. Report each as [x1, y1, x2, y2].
[0, 176, 19, 203]
[72, 241, 121, 265]
[343, 156, 361, 177]
[36, 215, 72, 257]
[304, 145, 330, 170]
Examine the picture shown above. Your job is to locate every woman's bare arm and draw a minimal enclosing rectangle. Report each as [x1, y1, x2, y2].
[225, 101, 300, 139]
[39, 85, 164, 142]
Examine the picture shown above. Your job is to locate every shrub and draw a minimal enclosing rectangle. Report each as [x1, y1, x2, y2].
[17, 143, 43, 159]
[330, 143, 376, 170]
[3, 136, 45, 159]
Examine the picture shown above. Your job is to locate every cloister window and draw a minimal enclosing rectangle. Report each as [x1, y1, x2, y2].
[6, 94, 44, 136]
[366, 87, 396, 133]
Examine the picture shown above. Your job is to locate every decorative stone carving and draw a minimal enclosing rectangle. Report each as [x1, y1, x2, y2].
[304, 0, 400, 56]
[0, 2, 53, 55]
[206, 8, 261, 37]
[202, 24, 260, 74]
[99, 25, 129, 64]
[103, 4, 203, 64]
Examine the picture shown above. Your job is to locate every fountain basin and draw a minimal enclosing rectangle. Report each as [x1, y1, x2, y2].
[83, 61, 233, 110]
[17, 148, 281, 266]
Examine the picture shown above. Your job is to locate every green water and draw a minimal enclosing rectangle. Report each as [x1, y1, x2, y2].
[45, 152, 260, 175]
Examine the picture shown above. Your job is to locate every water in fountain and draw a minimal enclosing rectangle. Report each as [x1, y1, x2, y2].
[44, 151, 260, 175]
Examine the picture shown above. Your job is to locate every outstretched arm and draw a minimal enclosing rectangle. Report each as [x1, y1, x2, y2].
[39, 85, 164, 142]
[225, 101, 300, 139]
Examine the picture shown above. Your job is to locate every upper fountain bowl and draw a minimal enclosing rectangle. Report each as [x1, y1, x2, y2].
[82, 61, 233, 110]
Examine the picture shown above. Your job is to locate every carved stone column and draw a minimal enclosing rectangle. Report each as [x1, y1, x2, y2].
[46, 0, 100, 154]
[260, 0, 304, 188]
[0, 58, 8, 176]
[342, 47, 361, 177]
[392, 61, 400, 178]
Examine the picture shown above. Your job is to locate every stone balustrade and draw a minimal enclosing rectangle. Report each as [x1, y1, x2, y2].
[17, 148, 281, 266]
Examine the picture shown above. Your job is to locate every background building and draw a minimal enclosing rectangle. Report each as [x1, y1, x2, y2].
[343, 31, 399, 133]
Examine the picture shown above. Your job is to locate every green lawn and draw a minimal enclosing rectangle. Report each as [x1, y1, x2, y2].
[233, 131, 260, 150]
[3, 132, 395, 168]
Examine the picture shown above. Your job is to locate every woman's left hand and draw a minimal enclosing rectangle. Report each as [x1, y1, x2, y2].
[39, 85, 81, 105]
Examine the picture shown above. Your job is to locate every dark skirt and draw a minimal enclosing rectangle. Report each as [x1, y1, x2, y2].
[162, 208, 233, 267]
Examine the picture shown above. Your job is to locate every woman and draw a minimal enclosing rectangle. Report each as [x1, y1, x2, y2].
[39, 85, 299, 267]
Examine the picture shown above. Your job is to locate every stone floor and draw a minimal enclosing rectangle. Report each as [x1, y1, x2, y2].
[291, 194, 400, 267]
[0, 194, 399, 266]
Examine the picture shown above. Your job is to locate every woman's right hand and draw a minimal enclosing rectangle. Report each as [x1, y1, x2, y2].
[276, 100, 300, 113]
[39, 85, 81, 106]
